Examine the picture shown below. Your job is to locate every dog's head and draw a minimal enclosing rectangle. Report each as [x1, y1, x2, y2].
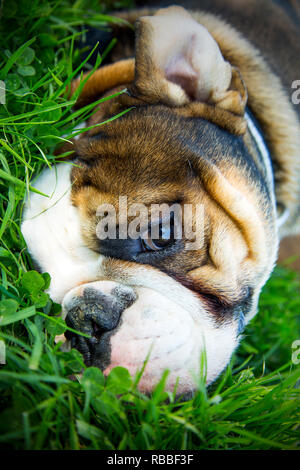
[63, 7, 278, 394]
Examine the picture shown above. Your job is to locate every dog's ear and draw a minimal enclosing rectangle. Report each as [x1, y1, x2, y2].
[70, 59, 135, 108]
[133, 6, 247, 116]
[216, 67, 247, 116]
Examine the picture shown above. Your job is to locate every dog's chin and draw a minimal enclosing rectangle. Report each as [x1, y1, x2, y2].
[63, 282, 240, 395]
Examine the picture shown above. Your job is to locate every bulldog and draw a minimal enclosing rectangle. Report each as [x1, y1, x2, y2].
[21, 1, 300, 395]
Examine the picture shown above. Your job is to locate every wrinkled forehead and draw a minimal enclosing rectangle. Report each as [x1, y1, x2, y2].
[71, 106, 251, 200]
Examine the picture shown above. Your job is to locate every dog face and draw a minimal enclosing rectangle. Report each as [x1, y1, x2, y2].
[22, 7, 279, 395]
[66, 104, 277, 393]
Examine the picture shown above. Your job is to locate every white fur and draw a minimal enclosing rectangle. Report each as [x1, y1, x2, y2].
[22, 163, 241, 391]
[103, 286, 238, 393]
[21, 164, 101, 303]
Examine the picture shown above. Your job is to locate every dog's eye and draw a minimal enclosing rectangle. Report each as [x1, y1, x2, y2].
[141, 220, 175, 252]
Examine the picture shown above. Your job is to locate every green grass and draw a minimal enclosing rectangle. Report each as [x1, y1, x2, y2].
[0, 0, 299, 450]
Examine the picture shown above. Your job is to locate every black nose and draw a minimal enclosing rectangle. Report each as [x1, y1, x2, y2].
[64, 285, 136, 365]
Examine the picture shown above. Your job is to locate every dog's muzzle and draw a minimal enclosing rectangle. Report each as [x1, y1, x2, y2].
[62, 279, 239, 395]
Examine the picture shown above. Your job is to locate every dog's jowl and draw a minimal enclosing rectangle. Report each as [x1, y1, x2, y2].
[21, 2, 300, 395]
